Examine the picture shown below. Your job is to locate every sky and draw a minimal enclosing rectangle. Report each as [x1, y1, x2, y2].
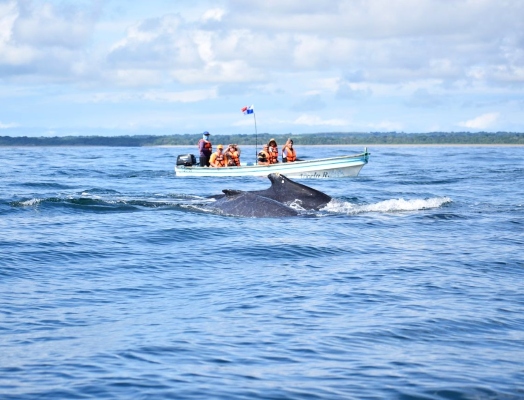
[1, 0, 523, 137]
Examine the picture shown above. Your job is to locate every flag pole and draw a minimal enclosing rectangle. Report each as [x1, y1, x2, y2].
[241, 105, 257, 163]
[253, 111, 258, 163]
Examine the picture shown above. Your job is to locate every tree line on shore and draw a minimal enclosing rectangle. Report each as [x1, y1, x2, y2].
[1, 131, 523, 147]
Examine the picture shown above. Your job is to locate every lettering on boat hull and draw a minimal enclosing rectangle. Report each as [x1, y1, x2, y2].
[298, 170, 346, 179]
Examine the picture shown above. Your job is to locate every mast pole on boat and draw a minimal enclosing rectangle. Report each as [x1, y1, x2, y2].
[253, 110, 258, 163]
[242, 105, 257, 164]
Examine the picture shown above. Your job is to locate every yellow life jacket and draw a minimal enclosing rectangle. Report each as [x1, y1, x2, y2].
[211, 152, 227, 167]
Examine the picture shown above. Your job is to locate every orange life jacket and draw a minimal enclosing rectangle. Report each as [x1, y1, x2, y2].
[211, 152, 227, 167]
[258, 150, 269, 164]
[268, 146, 278, 164]
[198, 139, 212, 152]
[285, 147, 296, 162]
[227, 150, 240, 166]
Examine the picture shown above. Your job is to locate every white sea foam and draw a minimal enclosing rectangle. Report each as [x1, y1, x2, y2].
[288, 199, 306, 211]
[20, 198, 43, 206]
[81, 192, 101, 199]
[323, 197, 452, 215]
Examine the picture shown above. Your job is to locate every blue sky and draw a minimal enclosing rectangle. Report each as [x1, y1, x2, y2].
[1, 0, 523, 137]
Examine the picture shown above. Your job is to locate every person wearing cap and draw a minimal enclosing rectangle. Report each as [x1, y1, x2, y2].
[198, 131, 212, 167]
[257, 144, 270, 165]
[267, 138, 279, 164]
[282, 138, 297, 162]
[225, 144, 241, 166]
[209, 144, 229, 168]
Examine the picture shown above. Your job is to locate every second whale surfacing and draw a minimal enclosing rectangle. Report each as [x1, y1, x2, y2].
[210, 191, 299, 217]
[208, 173, 332, 217]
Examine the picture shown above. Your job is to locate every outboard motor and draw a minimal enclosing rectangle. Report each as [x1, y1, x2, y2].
[176, 154, 197, 166]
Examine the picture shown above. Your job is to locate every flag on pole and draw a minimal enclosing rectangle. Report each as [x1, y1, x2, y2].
[241, 105, 254, 115]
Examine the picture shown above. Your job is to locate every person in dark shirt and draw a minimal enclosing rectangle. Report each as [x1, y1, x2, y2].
[198, 131, 212, 167]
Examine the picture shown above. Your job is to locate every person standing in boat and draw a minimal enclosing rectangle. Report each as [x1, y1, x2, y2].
[257, 144, 270, 165]
[198, 131, 212, 167]
[267, 138, 279, 164]
[209, 144, 229, 168]
[225, 144, 241, 166]
[282, 138, 297, 162]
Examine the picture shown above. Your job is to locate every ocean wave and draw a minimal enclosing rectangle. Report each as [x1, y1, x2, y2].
[9, 193, 453, 220]
[80, 188, 121, 195]
[10, 196, 178, 212]
[324, 197, 452, 214]
[11, 198, 45, 207]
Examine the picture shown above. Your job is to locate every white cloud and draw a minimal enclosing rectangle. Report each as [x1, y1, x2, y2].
[294, 114, 347, 126]
[1, 0, 524, 134]
[0, 0, 100, 80]
[232, 118, 254, 127]
[172, 60, 262, 85]
[367, 121, 404, 132]
[13, 2, 97, 49]
[458, 112, 500, 130]
[291, 94, 326, 112]
[336, 80, 372, 100]
[0, 1, 37, 65]
[142, 89, 217, 103]
[202, 8, 226, 22]
[0, 121, 19, 129]
[0, 1, 17, 43]
[405, 88, 443, 108]
[109, 69, 165, 87]
[74, 88, 217, 103]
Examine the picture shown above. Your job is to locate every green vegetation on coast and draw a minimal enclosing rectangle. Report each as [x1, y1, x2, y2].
[1, 131, 523, 147]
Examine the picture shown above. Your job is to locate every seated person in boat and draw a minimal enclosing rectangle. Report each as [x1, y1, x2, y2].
[225, 144, 241, 166]
[282, 138, 297, 162]
[257, 144, 270, 165]
[209, 144, 229, 168]
[267, 138, 279, 164]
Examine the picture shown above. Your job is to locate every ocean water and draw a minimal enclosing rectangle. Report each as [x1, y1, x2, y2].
[1, 145, 523, 400]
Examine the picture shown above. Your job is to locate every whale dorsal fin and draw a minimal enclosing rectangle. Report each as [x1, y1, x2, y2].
[222, 189, 243, 197]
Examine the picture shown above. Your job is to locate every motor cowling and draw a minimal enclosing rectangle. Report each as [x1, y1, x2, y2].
[176, 154, 197, 166]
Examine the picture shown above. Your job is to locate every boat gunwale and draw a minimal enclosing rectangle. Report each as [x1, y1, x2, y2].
[175, 151, 369, 173]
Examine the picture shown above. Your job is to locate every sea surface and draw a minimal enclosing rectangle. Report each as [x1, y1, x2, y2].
[1, 145, 523, 400]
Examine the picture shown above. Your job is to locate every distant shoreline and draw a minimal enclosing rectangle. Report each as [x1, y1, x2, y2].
[3, 144, 524, 148]
[2, 132, 523, 147]
[155, 144, 524, 147]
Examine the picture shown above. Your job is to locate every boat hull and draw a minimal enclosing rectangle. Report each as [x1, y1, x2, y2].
[175, 150, 370, 178]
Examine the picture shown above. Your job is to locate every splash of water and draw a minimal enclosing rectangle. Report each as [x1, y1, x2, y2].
[323, 197, 452, 214]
